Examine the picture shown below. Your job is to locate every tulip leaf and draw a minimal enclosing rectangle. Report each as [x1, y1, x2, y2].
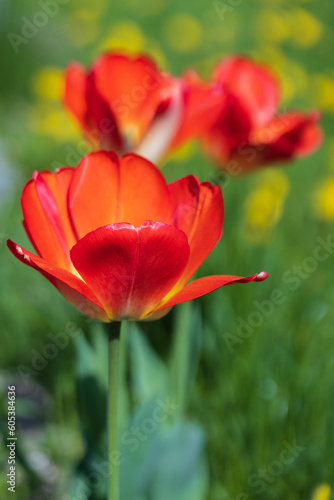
[74, 322, 108, 389]
[150, 422, 208, 500]
[128, 322, 168, 402]
[119, 396, 167, 500]
[119, 399, 208, 500]
[74, 324, 108, 455]
[169, 302, 202, 417]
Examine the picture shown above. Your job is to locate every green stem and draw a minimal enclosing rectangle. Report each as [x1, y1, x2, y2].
[108, 321, 122, 500]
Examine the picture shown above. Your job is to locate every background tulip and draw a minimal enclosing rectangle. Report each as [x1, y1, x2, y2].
[201, 56, 323, 172]
[63, 53, 224, 164]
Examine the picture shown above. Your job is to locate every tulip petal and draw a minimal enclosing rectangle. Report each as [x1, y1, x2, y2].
[214, 56, 280, 128]
[68, 151, 120, 239]
[171, 71, 226, 150]
[70, 221, 190, 320]
[86, 73, 123, 151]
[21, 168, 77, 269]
[169, 176, 224, 285]
[250, 110, 323, 162]
[7, 240, 108, 321]
[156, 272, 269, 311]
[64, 62, 123, 150]
[119, 154, 172, 226]
[135, 83, 184, 163]
[63, 63, 88, 130]
[90, 53, 175, 148]
[202, 93, 253, 164]
[68, 152, 172, 239]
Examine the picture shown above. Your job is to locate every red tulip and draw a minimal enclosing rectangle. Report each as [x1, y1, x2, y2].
[8, 152, 267, 322]
[63, 53, 224, 164]
[170, 69, 226, 152]
[201, 56, 323, 172]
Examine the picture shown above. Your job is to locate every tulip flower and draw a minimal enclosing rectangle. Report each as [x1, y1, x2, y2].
[169, 69, 226, 152]
[63, 52, 222, 162]
[63, 53, 224, 164]
[201, 56, 323, 173]
[8, 152, 267, 322]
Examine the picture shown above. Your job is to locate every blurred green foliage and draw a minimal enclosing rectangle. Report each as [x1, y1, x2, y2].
[0, 0, 334, 499]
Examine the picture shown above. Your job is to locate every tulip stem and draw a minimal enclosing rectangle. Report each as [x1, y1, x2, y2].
[108, 321, 122, 500]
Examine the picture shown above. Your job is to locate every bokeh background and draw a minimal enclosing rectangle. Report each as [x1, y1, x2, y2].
[0, 0, 334, 498]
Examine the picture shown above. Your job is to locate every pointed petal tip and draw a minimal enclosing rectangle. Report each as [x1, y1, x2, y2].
[254, 271, 269, 282]
[7, 239, 28, 258]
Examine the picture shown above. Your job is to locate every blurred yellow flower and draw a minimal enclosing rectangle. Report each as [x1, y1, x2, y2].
[253, 8, 322, 49]
[288, 8, 323, 47]
[64, 10, 100, 47]
[313, 178, 334, 221]
[253, 10, 290, 42]
[31, 67, 63, 101]
[312, 73, 334, 113]
[27, 103, 80, 141]
[96, 24, 167, 69]
[97, 21, 145, 54]
[277, 70, 296, 103]
[312, 484, 331, 500]
[164, 13, 203, 53]
[142, 39, 167, 69]
[244, 171, 290, 244]
[277, 59, 310, 103]
[252, 56, 309, 104]
[253, 45, 286, 69]
[251, 48, 310, 104]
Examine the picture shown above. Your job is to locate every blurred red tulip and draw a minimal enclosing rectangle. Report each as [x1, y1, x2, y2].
[8, 152, 267, 322]
[201, 56, 323, 173]
[63, 53, 224, 164]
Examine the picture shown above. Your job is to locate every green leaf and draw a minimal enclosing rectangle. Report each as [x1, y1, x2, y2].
[128, 323, 168, 402]
[74, 323, 108, 389]
[119, 397, 167, 500]
[119, 402, 208, 500]
[150, 422, 208, 500]
[74, 324, 108, 455]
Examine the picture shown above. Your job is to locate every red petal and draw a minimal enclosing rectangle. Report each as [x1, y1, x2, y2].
[68, 152, 172, 239]
[250, 110, 323, 160]
[171, 71, 225, 149]
[63, 63, 88, 130]
[21, 168, 77, 269]
[7, 240, 108, 321]
[214, 56, 280, 128]
[169, 177, 224, 285]
[156, 272, 269, 311]
[68, 151, 120, 239]
[63, 62, 122, 150]
[90, 53, 175, 148]
[70, 221, 190, 320]
[119, 154, 172, 226]
[201, 93, 253, 164]
[135, 82, 184, 163]
[86, 73, 123, 151]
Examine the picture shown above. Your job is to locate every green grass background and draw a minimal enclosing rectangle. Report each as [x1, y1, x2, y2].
[0, 0, 333, 498]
